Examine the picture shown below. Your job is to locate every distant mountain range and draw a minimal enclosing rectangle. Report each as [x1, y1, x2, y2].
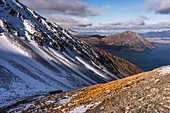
[139, 30, 170, 38]
[75, 31, 157, 51]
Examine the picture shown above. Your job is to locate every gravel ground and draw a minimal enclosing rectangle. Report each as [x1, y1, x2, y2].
[87, 70, 170, 113]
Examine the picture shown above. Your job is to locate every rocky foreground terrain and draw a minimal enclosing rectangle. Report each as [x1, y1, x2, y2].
[88, 66, 170, 113]
[3, 65, 169, 113]
[79, 31, 157, 51]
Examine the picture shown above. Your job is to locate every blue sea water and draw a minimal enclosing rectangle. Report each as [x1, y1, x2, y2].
[109, 44, 170, 71]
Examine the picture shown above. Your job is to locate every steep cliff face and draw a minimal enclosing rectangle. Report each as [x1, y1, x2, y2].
[79, 31, 157, 51]
[0, 0, 143, 107]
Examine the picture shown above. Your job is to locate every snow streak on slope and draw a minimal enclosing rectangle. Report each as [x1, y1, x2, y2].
[0, 33, 96, 107]
[0, 0, 143, 108]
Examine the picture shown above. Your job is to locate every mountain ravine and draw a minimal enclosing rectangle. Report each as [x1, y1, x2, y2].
[0, 0, 143, 108]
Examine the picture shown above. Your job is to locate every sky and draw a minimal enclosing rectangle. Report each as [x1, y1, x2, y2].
[20, 0, 170, 35]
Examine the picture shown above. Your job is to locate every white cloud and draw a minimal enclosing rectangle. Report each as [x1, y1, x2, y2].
[45, 16, 92, 27]
[72, 16, 170, 35]
[143, 0, 170, 14]
[103, 15, 149, 26]
[20, 0, 101, 17]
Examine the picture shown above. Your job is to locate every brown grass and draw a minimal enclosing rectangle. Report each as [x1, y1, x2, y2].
[8, 72, 147, 113]
[9, 71, 151, 113]
[62, 72, 147, 111]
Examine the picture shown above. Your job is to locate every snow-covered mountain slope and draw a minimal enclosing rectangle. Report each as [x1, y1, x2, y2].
[0, 0, 143, 107]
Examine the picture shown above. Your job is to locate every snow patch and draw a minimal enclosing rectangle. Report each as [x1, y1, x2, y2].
[69, 102, 102, 113]
[158, 67, 170, 76]
[76, 56, 112, 80]
[59, 97, 72, 105]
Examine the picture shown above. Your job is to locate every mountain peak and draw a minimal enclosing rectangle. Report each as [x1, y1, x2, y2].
[121, 31, 141, 37]
[101, 31, 157, 51]
[123, 30, 135, 34]
[0, 0, 143, 108]
[78, 31, 157, 51]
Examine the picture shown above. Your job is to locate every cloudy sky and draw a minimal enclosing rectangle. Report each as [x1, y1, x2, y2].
[20, 0, 170, 35]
